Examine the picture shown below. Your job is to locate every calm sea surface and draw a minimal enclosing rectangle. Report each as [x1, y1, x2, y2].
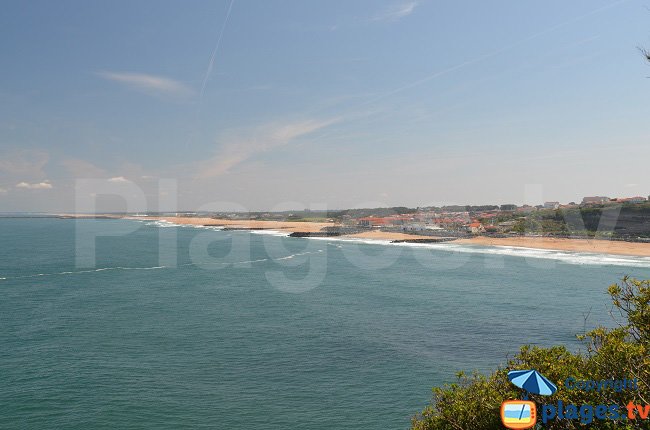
[2, 218, 650, 429]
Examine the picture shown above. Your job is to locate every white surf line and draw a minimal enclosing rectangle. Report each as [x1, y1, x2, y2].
[138, 218, 288, 236]
[313, 236, 650, 268]
[275, 250, 323, 260]
[0, 265, 170, 281]
[138, 220, 650, 268]
[0, 251, 325, 281]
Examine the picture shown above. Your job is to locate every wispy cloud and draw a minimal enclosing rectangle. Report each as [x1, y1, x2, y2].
[372, 1, 418, 22]
[98, 71, 194, 98]
[0, 186, 7, 194]
[108, 176, 128, 183]
[61, 158, 107, 178]
[16, 180, 53, 190]
[198, 118, 339, 178]
[0, 149, 49, 178]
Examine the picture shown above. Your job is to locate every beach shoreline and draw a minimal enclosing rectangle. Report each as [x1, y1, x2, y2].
[130, 216, 334, 233]
[120, 216, 650, 257]
[455, 236, 650, 257]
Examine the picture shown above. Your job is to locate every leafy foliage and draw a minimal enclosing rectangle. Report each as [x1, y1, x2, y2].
[412, 277, 650, 429]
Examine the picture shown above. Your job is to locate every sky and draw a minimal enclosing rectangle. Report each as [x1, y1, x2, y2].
[1, 0, 649, 212]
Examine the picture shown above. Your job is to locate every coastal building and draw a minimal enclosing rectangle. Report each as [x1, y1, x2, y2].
[467, 221, 485, 234]
[358, 217, 389, 228]
[402, 222, 443, 232]
[544, 201, 560, 209]
[478, 212, 498, 220]
[516, 205, 536, 214]
[616, 196, 647, 204]
[386, 215, 415, 225]
[581, 196, 610, 205]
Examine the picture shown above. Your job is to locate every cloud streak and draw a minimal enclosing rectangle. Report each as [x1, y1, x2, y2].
[360, 0, 628, 107]
[372, 1, 418, 22]
[198, 118, 339, 178]
[0, 149, 49, 178]
[60, 158, 107, 178]
[98, 71, 194, 98]
[200, 0, 235, 97]
[16, 181, 53, 190]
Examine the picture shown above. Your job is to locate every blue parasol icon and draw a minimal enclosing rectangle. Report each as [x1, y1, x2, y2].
[507, 369, 557, 396]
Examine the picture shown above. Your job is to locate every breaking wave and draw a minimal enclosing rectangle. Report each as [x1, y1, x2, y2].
[142, 220, 224, 231]
[0, 251, 323, 282]
[313, 236, 650, 268]
[139, 219, 650, 268]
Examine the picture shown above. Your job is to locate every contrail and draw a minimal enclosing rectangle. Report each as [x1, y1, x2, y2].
[200, 0, 235, 97]
[302, 0, 629, 147]
[358, 0, 629, 107]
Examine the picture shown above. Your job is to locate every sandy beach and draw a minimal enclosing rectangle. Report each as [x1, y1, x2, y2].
[344, 230, 454, 241]
[455, 236, 650, 257]
[120, 216, 650, 257]
[136, 216, 335, 233]
[136, 217, 445, 241]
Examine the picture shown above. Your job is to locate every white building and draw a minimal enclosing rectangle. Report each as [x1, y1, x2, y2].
[581, 196, 610, 205]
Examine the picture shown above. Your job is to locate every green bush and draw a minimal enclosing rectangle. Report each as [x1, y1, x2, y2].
[411, 277, 650, 430]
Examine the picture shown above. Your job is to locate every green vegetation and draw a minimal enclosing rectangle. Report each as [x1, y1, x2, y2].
[442, 205, 500, 213]
[496, 204, 650, 238]
[237, 202, 650, 237]
[411, 277, 650, 429]
[331, 207, 419, 219]
[244, 207, 420, 222]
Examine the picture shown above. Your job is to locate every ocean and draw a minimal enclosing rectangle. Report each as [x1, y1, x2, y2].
[2, 218, 650, 429]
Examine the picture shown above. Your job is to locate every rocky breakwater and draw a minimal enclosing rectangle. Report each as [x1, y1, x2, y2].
[390, 237, 458, 244]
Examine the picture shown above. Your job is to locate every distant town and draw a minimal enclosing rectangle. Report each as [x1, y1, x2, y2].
[161, 194, 650, 242]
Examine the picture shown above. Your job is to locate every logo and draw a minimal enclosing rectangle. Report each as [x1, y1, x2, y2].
[501, 369, 556, 429]
[501, 370, 648, 427]
[500, 400, 536, 429]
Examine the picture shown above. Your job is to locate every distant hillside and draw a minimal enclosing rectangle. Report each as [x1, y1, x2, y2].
[511, 203, 650, 238]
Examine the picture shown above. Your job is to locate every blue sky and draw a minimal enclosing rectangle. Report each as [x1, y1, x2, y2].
[1, 0, 649, 212]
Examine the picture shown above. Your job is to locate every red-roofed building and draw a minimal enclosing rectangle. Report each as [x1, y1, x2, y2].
[358, 217, 389, 228]
[467, 221, 485, 234]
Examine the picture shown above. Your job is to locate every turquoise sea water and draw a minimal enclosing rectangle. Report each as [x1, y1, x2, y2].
[2, 218, 650, 429]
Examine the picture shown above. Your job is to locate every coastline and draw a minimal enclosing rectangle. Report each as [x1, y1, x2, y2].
[132, 216, 334, 233]
[455, 236, 650, 257]
[130, 216, 650, 257]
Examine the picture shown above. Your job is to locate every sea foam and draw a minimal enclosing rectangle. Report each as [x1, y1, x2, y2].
[310, 236, 650, 268]
[139, 220, 650, 268]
